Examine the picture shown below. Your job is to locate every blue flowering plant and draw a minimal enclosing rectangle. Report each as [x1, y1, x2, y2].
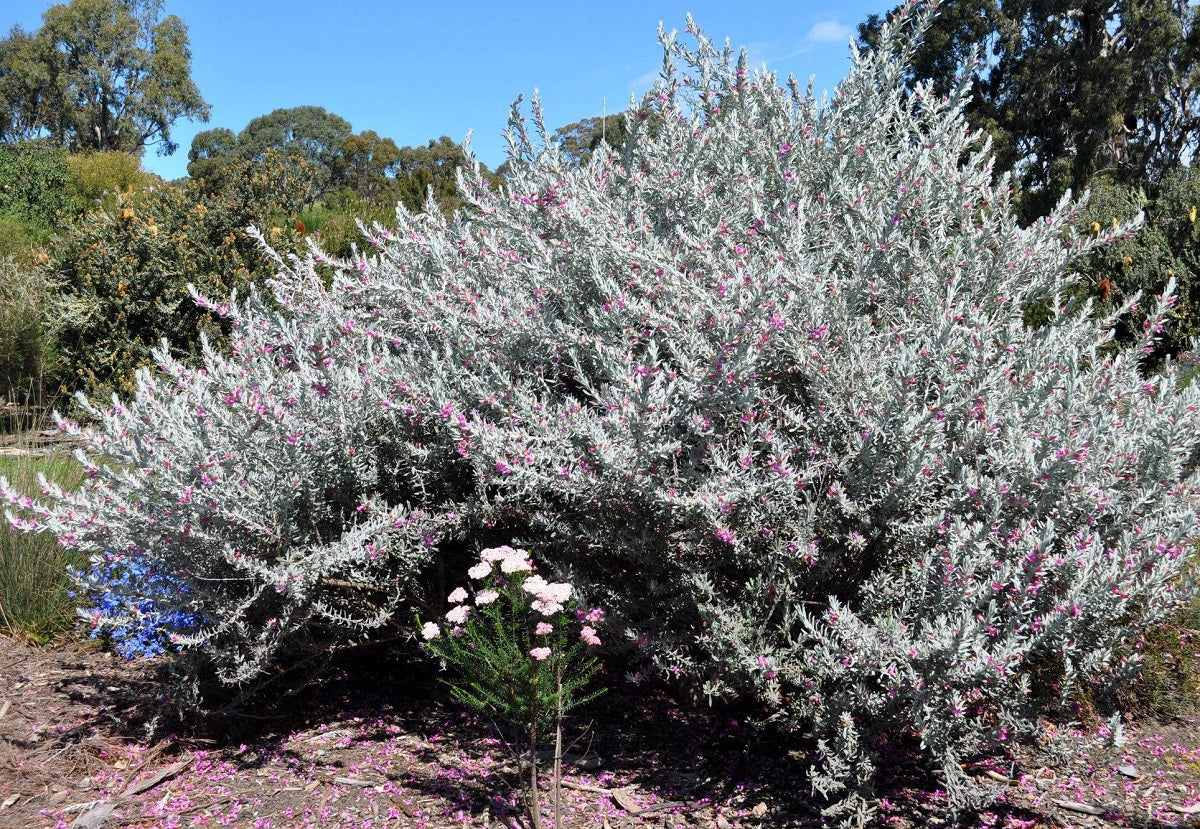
[73, 552, 205, 659]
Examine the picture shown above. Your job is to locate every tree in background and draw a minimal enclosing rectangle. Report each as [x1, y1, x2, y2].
[858, 0, 1200, 220]
[552, 112, 629, 166]
[335, 129, 401, 202]
[0, 26, 51, 144]
[391, 135, 496, 215]
[235, 105, 351, 200]
[0, 0, 210, 156]
[185, 126, 237, 189]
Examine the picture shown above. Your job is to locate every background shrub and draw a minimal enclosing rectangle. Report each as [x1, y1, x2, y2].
[49, 150, 311, 402]
[0, 139, 72, 265]
[64, 150, 160, 215]
[0, 138, 73, 228]
[1069, 168, 1200, 362]
[6, 8, 1200, 818]
[0, 256, 60, 414]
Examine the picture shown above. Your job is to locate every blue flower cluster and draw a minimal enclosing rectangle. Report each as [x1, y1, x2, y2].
[73, 553, 205, 659]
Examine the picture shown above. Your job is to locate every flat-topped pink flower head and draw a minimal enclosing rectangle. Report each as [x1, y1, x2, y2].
[480, 545, 521, 563]
[500, 555, 533, 573]
[446, 604, 470, 625]
[467, 562, 492, 580]
[529, 646, 551, 661]
[448, 586, 468, 604]
[476, 589, 499, 605]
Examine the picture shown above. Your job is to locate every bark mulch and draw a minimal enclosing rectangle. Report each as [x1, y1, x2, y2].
[1, 634, 1198, 828]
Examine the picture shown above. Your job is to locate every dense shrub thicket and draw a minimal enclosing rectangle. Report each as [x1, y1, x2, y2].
[1070, 167, 1200, 361]
[49, 150, 310, 401]
[5, 6, 1200, 817]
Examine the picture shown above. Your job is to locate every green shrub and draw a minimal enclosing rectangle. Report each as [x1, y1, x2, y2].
[0, 138, 73, 228]
[1072, 168, 1200, 361]
[65, 150, 160, 214]
[50, 150, 310, 402]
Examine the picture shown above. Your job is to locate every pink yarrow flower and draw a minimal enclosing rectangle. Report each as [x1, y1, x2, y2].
[530, 646, 552, 661]
[535, 621, 553, 635]
[481, 545, 521, 563]
[445, 604, 470, 625]
[500, 555, 533, 573]
[421, 621, 440, 640]
[467, 562, 492, 580]
[476, 589, 499, 605]
[447, 586, 468, 604]
[580, 625, 601, 646]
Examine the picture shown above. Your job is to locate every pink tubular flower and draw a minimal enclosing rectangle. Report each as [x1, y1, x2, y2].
[535, 621, 553, 635]
[529, 646, 552, 661]
[447, 586, 468, 604]
[580, 626, 601, 646]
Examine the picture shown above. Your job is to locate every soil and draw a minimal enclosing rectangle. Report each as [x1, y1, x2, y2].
[1, 633, 1198, 829]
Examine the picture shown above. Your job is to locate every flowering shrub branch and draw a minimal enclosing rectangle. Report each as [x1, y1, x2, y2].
[2, 1, 1199, 816]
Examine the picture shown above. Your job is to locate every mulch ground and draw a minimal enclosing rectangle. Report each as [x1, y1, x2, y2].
[1, 633, 1198, 828]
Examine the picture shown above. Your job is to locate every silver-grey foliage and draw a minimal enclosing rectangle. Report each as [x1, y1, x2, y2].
[5, 2, 1199, 814]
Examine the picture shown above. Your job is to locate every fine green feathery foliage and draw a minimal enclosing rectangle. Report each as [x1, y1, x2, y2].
[65, 150, 161, 215]
[421, 548, 604, 742]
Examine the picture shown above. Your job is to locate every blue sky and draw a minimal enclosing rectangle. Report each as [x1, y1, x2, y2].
[7, 1, 898, 181]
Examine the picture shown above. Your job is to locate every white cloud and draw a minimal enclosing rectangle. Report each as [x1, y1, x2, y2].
[806, 20, 851, 44]
[628, 67, 662, 95]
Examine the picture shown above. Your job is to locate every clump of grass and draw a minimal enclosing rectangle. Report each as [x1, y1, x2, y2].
[1120, 594, 1200, 718]
[0, 439, 84, 645]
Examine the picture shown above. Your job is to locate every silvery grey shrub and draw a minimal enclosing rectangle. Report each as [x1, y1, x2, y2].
[5, 2, 1199, 815]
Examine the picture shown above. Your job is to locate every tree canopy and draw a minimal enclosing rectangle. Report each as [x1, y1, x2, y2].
[859, 0, 1200, 218]
[0, 0, 210, 155]
[235, 105, 352, 196]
